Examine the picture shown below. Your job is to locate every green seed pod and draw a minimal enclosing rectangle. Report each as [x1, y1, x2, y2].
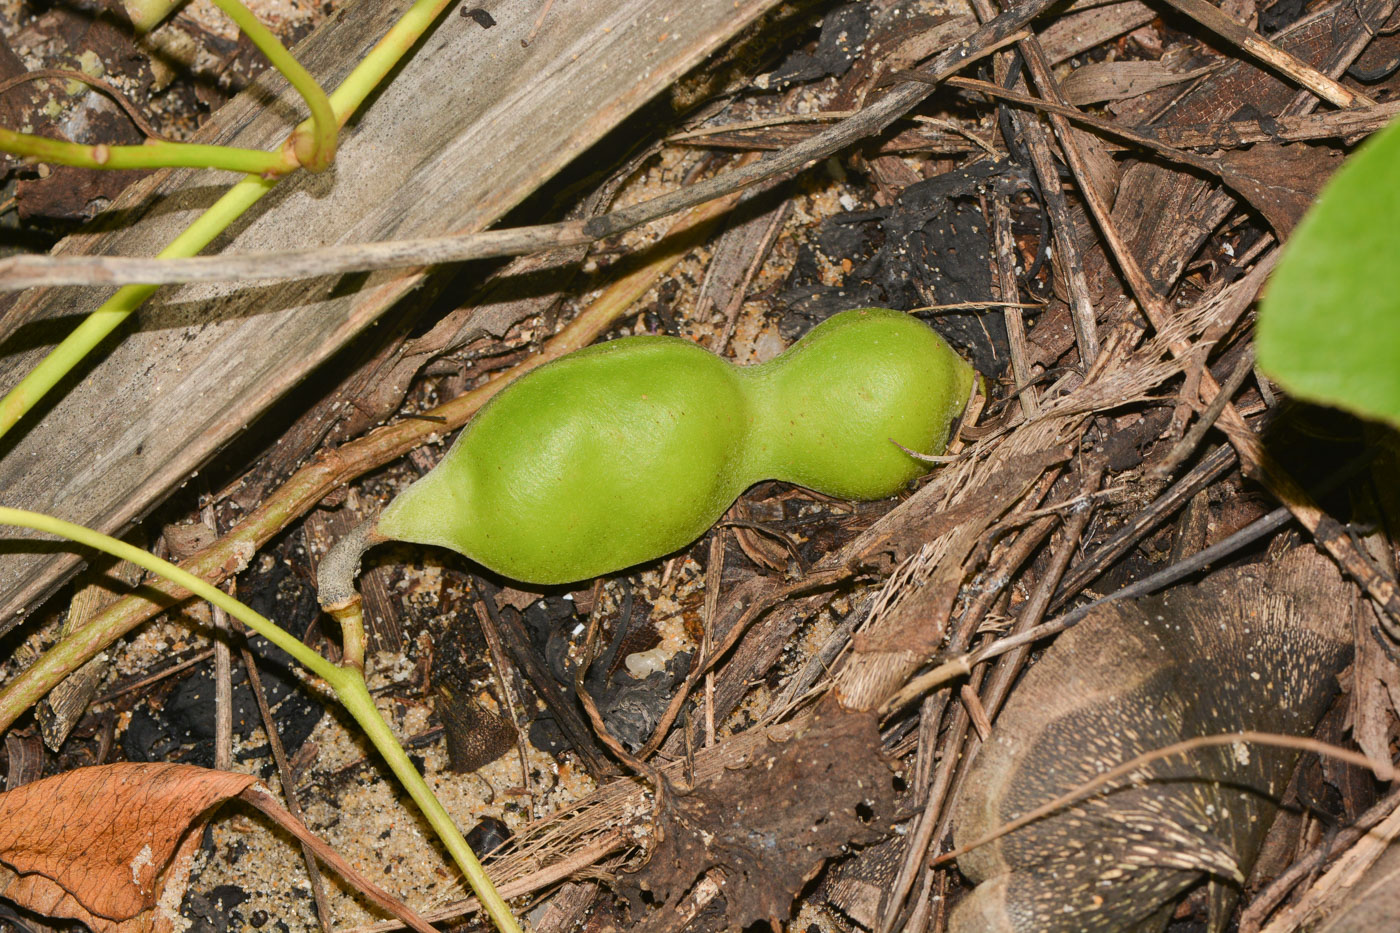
[375, 308, 972, 584]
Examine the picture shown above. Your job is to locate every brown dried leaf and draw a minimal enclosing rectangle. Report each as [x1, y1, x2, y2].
[622, 705, 895, 931]
[0, 764, 439, 933]
[1214, 142, 1343, 236]
[439, 684, 516, 773]
[0, 763, 256, 933]
[1348, 599, 1400, 769]
[1061, 60, 1217, 105]
[494, 586, 544, 613]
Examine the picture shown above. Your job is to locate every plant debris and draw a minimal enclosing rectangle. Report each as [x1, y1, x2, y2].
[951, 547, 1357, 933]
[621, 704, 895, 931]
[3, 0, 1400, 930]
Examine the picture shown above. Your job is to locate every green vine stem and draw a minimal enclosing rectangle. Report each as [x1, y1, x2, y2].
[0, 0, 454, 442]
[0, 192, 736, 732]
[337, 672, 522, 933]
[0, 128, 284, 175]
[1, 0, 334, 175]
[208, 0, 337, 172]
[323, 0, 452, 123]
[0, 174, 275, 436]
[0, 506, 522, 933]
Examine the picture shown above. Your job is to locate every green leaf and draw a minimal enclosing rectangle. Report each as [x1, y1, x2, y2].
[1257, 116, 1400, 428]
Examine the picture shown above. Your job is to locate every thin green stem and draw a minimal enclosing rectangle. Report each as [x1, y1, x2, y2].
[336, 675, 523, 933]
[210, 0, 337, 172]
[324, 0, 455, 124]
[0, 1, 450, 442]
[0, 508, 337, 681]
[5, 0, 334, 174]
[0, 506, 523, 933]
[0, 128, 283, 175]
[0, 175, 274, 437]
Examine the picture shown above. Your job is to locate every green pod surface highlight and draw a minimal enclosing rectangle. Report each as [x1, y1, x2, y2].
[377, 308, 973, 584]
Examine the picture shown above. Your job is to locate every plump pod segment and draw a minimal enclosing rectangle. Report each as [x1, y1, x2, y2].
[375, 307, 973, 584]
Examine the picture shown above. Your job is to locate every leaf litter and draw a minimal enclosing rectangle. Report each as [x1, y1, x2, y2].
[3, 0, 1400, 930]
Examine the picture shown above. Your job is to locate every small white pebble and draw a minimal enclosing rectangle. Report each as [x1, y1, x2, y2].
[624, 647, 670, 678]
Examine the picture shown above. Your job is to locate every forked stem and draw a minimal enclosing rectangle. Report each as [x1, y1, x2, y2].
[208, 0, 337, 171]
[2, 0, 334, 174]
[0, 0, 452, 443]
[0, 507, 522, 933]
